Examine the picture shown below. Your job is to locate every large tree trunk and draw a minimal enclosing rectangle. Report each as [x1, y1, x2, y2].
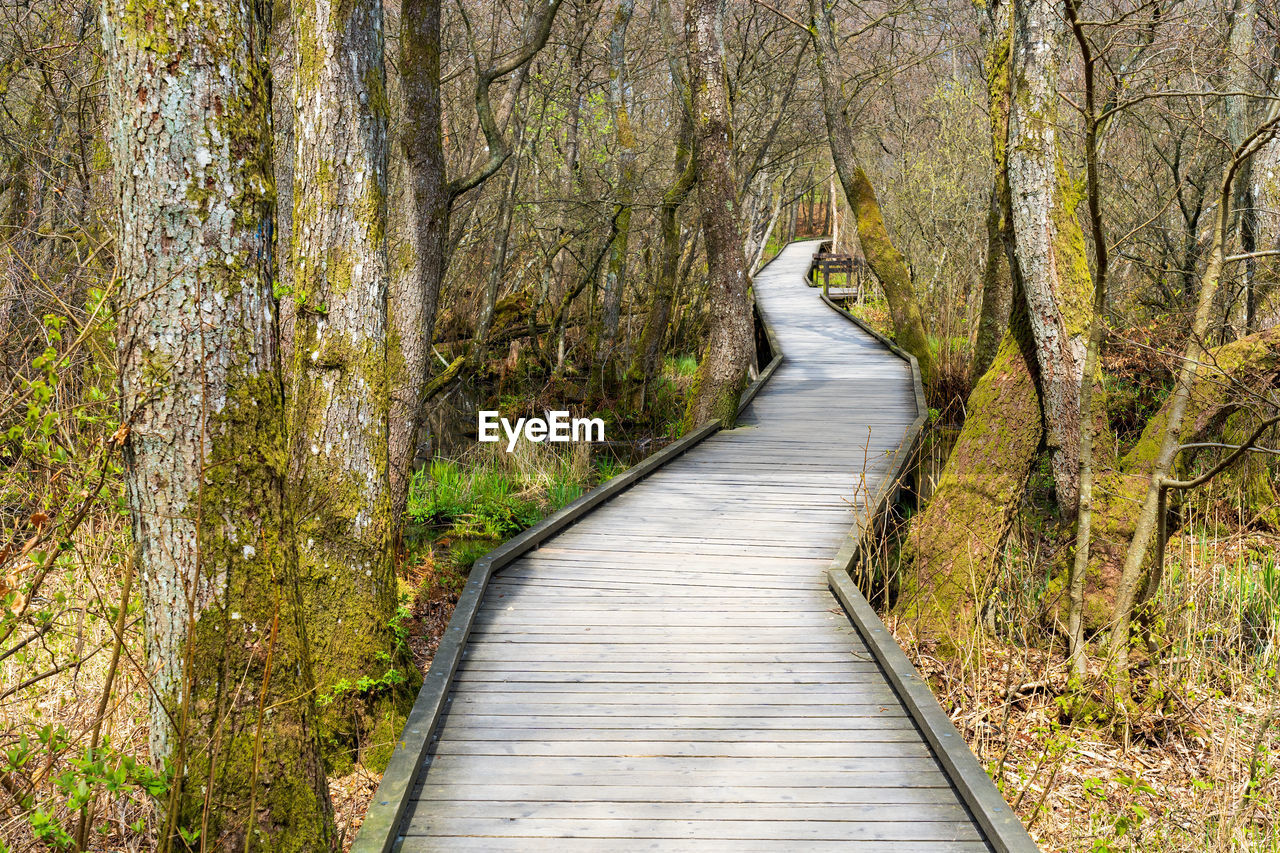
[807, 0, 935, 386]
[388, 0, 448, 526]
[288, 0, 411, 759]
[900, 300, 1043, 630]
[1006, 0, 1094, 514]
[102, 0, 334, 845]
[681, 0, 754, 429]
[971, 0, 1015, 384]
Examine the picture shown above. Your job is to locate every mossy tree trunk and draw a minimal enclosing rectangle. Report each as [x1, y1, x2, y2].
[806, 0, 935, 386]
[288, 0, 412, 759]
[102, 0, 334, 844]
[899, 300, 1043, 631]
[387, 0, 561, 523]
[388, 0, 449, 526]
[971, 0, 1014, 385]
[1006, 0, 1095, 515]
[681, 0, 754, 430]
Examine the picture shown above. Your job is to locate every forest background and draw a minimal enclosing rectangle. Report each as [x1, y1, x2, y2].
[3, 0, 1280, 849]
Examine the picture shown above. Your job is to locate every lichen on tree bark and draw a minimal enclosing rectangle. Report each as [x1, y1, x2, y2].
[287, 0, 414, 762]
[103, 0, 334, 842]
[1006, 0, 1094, 515]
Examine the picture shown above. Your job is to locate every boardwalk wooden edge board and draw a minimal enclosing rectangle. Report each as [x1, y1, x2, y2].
[351, 251, 792, 853]
[817, 287, 1040, 853]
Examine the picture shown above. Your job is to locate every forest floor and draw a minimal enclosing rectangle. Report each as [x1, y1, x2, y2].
[893, 527, 1280, 852]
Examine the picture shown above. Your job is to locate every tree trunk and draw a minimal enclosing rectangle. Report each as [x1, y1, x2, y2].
[102, 0, 334, 844]
[807, 0, 935, 385]
[900, 301, 1042, 630]
[681, 0, 754, 430]
[598, 0, 638, 383]
[1006, 0, 1093, 514]
[388, 0, 449, 526]
[971, 0, 1014, 384]
[630, 112, 695, 387]
[288, 0, 411, 758]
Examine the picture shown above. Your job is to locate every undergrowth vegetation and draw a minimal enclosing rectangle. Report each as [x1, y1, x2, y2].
[871, 417, 1280, 852]
[0, 284, 699, 850]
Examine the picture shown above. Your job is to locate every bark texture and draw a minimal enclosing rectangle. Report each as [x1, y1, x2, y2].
[971, 0, 1015, 384]
[900, 307, 1042, 629]
[289, 0, 410, 755]
[807, 0, 935, 385]
[681, 0, 754, 429]
[1006, 0, 1093, 513]
[387, 0, 449, 524]
[102, 0, 333, 844]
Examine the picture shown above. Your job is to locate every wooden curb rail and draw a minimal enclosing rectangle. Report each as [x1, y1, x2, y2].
[818, 285, 1039, 853]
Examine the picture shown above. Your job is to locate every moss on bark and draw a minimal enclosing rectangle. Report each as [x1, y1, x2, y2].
[898, 324, 1042, 632]
[1079, 327, 1280, 626]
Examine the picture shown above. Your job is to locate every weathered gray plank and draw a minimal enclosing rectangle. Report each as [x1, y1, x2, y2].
[405, 816, 983, 841]
[432, 722, 931, 737]
[398, 838, 991, 852]
[405, 801, 970, 821]
[428, 739, 936, 758]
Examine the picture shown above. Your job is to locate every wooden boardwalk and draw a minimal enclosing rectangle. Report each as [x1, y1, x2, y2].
[359, 241, 1036, 852]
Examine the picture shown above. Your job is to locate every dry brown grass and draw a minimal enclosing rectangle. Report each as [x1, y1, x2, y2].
[890, 511, 1280, 851]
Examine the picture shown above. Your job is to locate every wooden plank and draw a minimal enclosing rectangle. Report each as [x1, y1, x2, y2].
[429, 727, 927, 743]
[417, 765, 949, 789]
[398, 837, 991, 852]
[432, 714, 914, 728]
[428, 739, 936, 758]
[406, 800, 970, 821]
[404, 816, 983, 842]
[410, 781, 960, 805]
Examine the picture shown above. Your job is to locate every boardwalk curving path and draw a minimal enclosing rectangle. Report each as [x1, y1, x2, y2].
[364, 241, 1036, 852]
